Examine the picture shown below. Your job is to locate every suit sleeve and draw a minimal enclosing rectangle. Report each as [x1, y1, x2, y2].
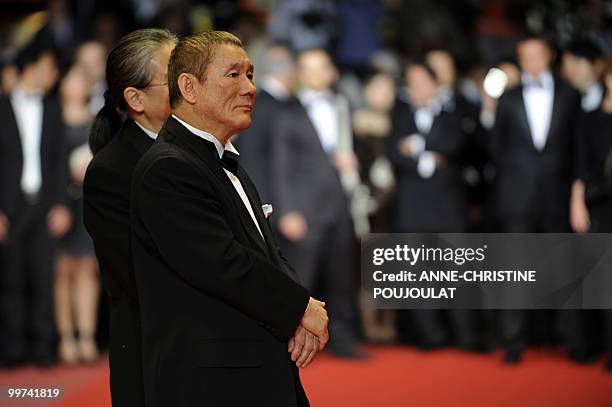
[134, 157, 310, 340]
[83, 164, 136, 299]
[387, 104, 419, 171]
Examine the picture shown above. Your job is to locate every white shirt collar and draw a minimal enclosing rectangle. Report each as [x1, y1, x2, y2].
[298, 89, 334, 106]
[261, 76, 290, 100]
[172, 114, 239, 158]
[134, 121, 158, 140]
[522, 70, 554, 89]
[12, 85, 44, 101]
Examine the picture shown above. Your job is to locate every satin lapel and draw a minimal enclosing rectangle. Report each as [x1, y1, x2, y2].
[543, 83, 560, 151]
[237, 166, 284, 267]
[517, 89, 537, 149]
[230, 177, 270, 259]
[162, 117, 271, 259]
[297, 103, 331, 158]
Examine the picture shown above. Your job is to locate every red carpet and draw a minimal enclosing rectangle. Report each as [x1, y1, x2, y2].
[1, 347, 610, 406]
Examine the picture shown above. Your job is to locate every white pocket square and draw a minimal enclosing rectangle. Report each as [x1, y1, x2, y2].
[262, 204, 273, 218]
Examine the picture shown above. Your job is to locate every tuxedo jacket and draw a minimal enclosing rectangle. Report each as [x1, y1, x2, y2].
[0, 95, 67, 219]
[271, 98, 349, 225]
[491, 80, 581, 219]
[130, 117, 311, 407]
[388, 100, 467, 232]
[83, 120, 153, 407]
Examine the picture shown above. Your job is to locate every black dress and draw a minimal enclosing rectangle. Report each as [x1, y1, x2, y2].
[59, 123, 95, 256]
[578, 108, 612, 232]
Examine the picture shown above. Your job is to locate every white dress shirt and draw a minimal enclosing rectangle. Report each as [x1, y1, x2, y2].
[11, 86, 44, 195]
[134, 121, 158, 140]
[172, 115, 264, 240]
[299, 89, 338, 153]
[413, 101, 441, 179]
[522, 71, 554, 151]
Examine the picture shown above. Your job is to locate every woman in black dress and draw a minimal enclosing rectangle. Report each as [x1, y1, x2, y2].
[54, 65, 98, 364]
[570, 58, 612, 371]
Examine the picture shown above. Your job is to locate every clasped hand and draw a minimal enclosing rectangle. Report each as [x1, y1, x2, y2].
[287, 297, 328, 368]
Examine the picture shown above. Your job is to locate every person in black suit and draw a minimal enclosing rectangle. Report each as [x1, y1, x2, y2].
[570, 58, 612, 371]
[388, 61, 483, 351]
[0, 42, 72, 367]
[271, 49, 364, 359]
[130, 31, 328, 407]
[83, 28, 177, 406]
[561, 37, 604, 113]
[389, 61, 467, 234]
[233, 44, 296, 203]
[491, 35, 581, 363]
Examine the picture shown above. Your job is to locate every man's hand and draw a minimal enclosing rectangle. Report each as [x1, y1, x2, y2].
[299, 297, 329, 350]
[288, 325, 319, 368]
[278, 212, 307, 242]
[48, 205, 72, 238]
[570, 180, 590, 234]
[0, 211, 9, 243]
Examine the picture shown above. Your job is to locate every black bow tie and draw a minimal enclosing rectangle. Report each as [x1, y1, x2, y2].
[220, 151, 239, 176]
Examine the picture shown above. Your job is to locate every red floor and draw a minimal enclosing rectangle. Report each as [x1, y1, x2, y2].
[1, 347, 611, 406]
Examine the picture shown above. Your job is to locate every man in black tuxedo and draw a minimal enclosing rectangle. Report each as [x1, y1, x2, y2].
[271, 49, 362, 358]
[130, 31, 328, 407]
[83, 29, 177, 406]
[492, 35, 581, 363]
[233, 44, 296, 203]
[0, 42, 71, 367]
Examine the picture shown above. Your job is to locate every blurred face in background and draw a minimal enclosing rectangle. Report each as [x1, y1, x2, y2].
[297, 50, 338, 92]
[76, 41, 107, 85]
[364, 73, 396, 112]
[261, 45, 296, 92]
[60, 67, 90, 105]
[36, 52, 60, 93]
[405, 65, 438, 107]
[561, 53, 598, 91]
[426, 50, 456, 88]
[517, 39, 552, 78]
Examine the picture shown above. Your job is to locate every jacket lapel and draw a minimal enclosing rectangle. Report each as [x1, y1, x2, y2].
[162, 117, 272, 260]
[543, 82, 560, 151]
[237, 167, 283, 266]
[517, 89, 536, 148]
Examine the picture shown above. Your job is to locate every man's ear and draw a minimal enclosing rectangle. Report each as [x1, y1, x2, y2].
[177, 73, 198, 104]
[123, 87, 144, 113]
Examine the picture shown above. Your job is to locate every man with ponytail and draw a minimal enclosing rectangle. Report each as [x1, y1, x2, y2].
[83, 28, 177, 406]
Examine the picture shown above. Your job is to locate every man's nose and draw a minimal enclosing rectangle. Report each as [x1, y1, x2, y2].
[242, 77, 256, 96]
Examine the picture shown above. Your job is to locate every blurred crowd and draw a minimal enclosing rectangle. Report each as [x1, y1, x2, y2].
[1, 0, 612, 371]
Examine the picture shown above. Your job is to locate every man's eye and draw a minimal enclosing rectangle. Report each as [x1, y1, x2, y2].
[247, 73, 254, 80]
[228, 72, 239, 78]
